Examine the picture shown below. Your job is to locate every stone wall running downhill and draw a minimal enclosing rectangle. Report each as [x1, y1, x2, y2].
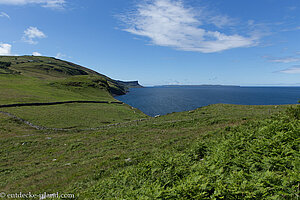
[0, 100, 123, 108]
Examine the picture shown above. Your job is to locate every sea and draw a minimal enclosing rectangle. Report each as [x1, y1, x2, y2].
[115, 86, 300, 117]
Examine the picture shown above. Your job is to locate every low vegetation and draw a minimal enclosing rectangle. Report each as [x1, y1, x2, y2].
[83, 106, 299, 199]
[1, 104, 298, 199]
[0, 56, 137, 105]
[1, 103, 145, 129]
[0, 56, 298, 199]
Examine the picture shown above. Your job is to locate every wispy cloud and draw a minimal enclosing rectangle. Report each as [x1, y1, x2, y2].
[287, 6, 297, 11]
[42, 0, 65, 9]
[120, 0, 259, 53]
[0, 11, 10, 19]
[268, 57, 300, 63]
[0, 0, 66, 9]
[280, 26, 300, 32]
[278, 66, 300, 74]
[32, 51, 42, 56]
[0, 43, 12, 55]
[55, 52, 66, 59]
[208, 15, 236, 28]
[22, 26, 46, 44]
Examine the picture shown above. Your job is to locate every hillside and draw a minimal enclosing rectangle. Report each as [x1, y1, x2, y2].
[0, 56, 298, 199]
[1, 103, 298, 199]
[83, 105, 299, 199]
[0, 56, 147, 128]
[0, 56, 142, 98]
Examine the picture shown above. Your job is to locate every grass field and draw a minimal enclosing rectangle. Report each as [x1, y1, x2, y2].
[0, 103, 146, 129]
[1, 103, 298, 199]
[0, 56, 147, 128]
[84, 106, 299, 199]
[0, 74, 116, 104]
[0, 56, 299, 199]
[0, 56, 130, 105]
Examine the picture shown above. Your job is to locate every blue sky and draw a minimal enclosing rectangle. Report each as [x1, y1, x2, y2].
[0, 0, 300, 86]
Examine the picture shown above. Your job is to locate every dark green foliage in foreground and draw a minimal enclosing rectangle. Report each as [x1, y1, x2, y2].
[83, 106, 300, 199]
[287, 106, 300, 120]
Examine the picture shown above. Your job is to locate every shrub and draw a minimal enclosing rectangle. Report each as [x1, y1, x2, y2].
[81, 109, 300, 199]
[286, 105, 300, 120]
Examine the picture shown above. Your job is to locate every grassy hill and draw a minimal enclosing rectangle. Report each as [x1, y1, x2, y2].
[83, 106, 299, 199]
[0, 56, 299, 199]
[0, 56, 146, 128]
[0, 56, 142, 103]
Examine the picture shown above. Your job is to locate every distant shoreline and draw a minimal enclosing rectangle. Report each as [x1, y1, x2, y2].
[143, 85, 300, 88]
[152, 85, 240, 88]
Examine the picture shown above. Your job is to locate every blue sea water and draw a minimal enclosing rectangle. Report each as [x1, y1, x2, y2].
[115, 86, 300, 116]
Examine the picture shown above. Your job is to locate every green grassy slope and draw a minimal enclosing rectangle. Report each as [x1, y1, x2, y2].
[0, 56, 147, 128]
[0, 56, 127, 103]
[0, 56, 141, 96]
[1, 103, 145, 129]
[84, 106, 299, 199]
[1, 103, 298, 199]
[0, 74, 114, 104]
[0, 56, 298, 199]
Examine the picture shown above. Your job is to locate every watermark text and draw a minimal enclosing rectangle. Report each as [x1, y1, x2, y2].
[0, 192, 75, 199]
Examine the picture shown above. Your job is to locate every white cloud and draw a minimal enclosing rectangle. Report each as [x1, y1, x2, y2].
[32, 51, 42, 56]
[287, 6, 297, 11]
[0, 11, 10, 19]
[0, 0, 65, 9]
[42, 0, 65, 8]
[121, 0, 258, 53]
[268, 57, 300, 63]
[208, 15, 236, 28]
[23, 26, 46, 44]
[0, 43, 12, 55]
[55, 52, 66, 59]
[278, 66, 300, 74]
